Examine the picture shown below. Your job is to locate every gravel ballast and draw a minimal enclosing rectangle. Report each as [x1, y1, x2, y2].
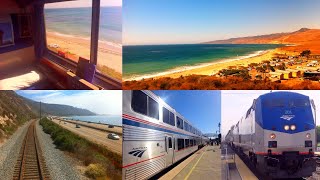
[36, 120, 89, 180]
[0, 121, 32, 179]
[0, 120, 89, 180]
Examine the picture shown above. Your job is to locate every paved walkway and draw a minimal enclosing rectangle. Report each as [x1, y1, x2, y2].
[160, 145, 221, 180]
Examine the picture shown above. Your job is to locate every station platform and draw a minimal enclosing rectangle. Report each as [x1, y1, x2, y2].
[221, 143, 258, 180]
[159, 145, 221, 180]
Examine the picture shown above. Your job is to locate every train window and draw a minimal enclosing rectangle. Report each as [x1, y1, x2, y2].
[194, 139, 196, 145]
[168, 137, 172, 149]
[97, 5, 122, 81]
[132, 91, 147, 115]
[176, 116, 184, 129]
[44, 1, 92, 63]
[178, 139, 184, 150]
[185, 139, 189, 147]
[169, 111, 175, 126]
[190, 139, 193, 146]
[289, 99, 310, 107]
[148, 97, 159, 120]
[163, 107, 175, 126]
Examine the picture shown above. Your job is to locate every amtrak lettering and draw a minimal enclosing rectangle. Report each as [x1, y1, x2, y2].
[129, 147, 147, 158]
[280, 110, 295, 121]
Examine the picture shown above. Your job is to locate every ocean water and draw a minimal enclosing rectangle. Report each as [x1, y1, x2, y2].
[65, 115, 122, 126]
[44, 7, 122, 44]
[123, 44, 284, 80]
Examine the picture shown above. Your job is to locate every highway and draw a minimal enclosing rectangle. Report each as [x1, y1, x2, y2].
[52, 119, 122, 155]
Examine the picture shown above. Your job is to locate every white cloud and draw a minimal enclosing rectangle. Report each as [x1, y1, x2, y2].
[19, 91, 122, 115]
[221, 90, 320, 138]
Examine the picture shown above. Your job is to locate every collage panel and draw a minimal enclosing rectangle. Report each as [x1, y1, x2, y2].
[123, 0, 320, 90]
[0, 90, 122, 180]
[0, 0, 122, 90]
[122, 90, 221, 179]
[221, 90, 320, 179]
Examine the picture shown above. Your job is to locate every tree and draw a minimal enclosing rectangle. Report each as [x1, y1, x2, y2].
[300, 50, 311, 57]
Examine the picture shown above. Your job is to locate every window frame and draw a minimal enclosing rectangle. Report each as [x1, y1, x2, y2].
[162, 107, 175, 126]
[43, 0, 122, 88]
[176, 116, 184, 130]
[131, 91, 159, 120]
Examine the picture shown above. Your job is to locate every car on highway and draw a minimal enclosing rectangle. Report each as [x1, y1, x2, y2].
[108, 125, 114, 128]
[75, 124, 80, 128]
[108, 133, 120, 140]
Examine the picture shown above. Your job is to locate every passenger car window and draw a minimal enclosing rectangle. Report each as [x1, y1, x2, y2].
[148, 97, 159, 119]
[44, 1, 92, 63]
[132, 91, 147, 115]
[168, 137, 172, 148]
[177, 116, 183, 129]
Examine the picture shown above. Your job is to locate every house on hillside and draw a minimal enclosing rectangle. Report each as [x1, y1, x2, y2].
[275, 70, 292, 79]
[286, 69, 302, 78]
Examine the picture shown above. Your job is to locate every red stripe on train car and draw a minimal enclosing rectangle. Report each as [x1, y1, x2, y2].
[122, 154, 165, 169]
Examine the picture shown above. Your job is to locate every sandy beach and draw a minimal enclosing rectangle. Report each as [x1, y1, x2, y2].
[46, 32, 122, 74]
[124, 47, 298, 81]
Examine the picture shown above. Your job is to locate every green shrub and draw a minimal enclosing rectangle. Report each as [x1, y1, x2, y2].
[85, 163, 106, 178]
[40, 117, 121, 179]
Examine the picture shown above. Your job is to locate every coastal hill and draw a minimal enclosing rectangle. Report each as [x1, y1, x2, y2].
[0, 91, 36, 139]
[204, 28, 320, 54]
[0, 91, 95, 139]
[23, 98, 96, 116]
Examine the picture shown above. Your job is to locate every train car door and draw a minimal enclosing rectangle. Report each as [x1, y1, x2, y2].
[165, 135, 174, 166]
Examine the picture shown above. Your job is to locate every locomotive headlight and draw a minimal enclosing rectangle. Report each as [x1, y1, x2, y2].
[306, 133, 311, 139]
[270, 133, 276, 139]
[284, 125, 290, 131]
[290, 125, 296, 131]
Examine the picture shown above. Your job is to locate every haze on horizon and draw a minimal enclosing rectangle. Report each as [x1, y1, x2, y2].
[45, 0, 122, 9]
[123, 0, 320, 45]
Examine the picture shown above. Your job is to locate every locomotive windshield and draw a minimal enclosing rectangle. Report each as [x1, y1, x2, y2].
[289, 99, 310, 107]
[263, 98, 285, 107]
[263, 98, 310, 107]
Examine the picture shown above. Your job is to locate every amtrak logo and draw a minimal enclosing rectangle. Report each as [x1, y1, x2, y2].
[280, 115, 295, 121]
[129, 147, 147, 158]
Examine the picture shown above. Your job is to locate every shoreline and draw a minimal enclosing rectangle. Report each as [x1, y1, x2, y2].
[124, 48, 287, 81]
[46, 31, 122, 73]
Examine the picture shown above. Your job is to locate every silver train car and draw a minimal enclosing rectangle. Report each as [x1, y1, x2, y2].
[226, 92, 317, 178]
[122, 90, 206, 179]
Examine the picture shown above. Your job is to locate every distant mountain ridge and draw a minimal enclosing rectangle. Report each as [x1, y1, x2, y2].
[23, 98, 96, 116]
[204, 28, 320, 54]
[204, 28, 313, 44]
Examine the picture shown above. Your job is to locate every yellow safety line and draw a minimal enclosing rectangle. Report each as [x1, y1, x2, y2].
[184, 147, 207, 180]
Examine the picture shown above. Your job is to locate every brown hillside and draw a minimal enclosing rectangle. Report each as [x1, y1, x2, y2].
[205, 28, 320, 54]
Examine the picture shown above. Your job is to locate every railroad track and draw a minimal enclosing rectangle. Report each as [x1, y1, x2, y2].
[12, 121, 50, 180]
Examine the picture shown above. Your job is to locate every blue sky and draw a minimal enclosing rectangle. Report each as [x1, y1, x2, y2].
[123, 0, 320, 45]
[16, 90, 122, 115]
[153, 90, 221, 134]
